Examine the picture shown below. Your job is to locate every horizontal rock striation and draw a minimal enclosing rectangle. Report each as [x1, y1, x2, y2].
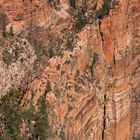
[0, 0, 140, 139]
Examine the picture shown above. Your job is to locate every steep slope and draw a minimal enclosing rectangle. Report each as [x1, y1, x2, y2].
[0, 0, 140, 140]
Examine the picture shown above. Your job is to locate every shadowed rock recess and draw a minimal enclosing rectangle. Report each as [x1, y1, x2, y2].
[0, 0, 140, 140]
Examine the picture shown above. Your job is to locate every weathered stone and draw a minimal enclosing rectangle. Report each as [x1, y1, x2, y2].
[0, 0, 140, 139]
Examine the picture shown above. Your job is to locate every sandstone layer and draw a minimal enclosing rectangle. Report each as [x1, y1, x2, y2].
[0, 0, 140, 140]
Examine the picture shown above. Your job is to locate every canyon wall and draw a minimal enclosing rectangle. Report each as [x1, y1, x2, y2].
[0, 0, 140, 139]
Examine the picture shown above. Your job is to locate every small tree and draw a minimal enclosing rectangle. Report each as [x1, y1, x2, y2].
[1, 14, 7, 37]
[32, 95, 51, 140]
[9, 25, 14, 36]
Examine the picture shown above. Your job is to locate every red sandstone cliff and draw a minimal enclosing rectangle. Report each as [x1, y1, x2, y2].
[0, 0, 140, 140]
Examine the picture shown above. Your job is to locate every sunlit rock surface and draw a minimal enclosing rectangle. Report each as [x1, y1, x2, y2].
[0, 0, 140, 139]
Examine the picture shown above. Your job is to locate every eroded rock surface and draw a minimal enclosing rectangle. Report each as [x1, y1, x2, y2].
[0, 0, 140, 140]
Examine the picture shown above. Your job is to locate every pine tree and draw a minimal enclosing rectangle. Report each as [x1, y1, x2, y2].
[33, 95, 51, 140]
[0, 89, 22, 140]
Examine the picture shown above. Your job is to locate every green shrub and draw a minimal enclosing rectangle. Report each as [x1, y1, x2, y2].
[59, 129, 66, 140]
[69, 0, 76, 9]
[95, 0, 111, 19]
[133, 136, 140, 140]
[67, 38, 74, 50]
[47, 0, 60, 10]
[48, 48, 55, 58]
[56, 64, 61, 70]
[93, 53, 99, 64]
[45, 81, 52, 93]
[74, 12, 87, 32]
[2, 50, 14, 65]
[134, 95, 140, 104]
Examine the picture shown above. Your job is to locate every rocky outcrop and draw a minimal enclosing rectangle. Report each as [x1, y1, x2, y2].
[0, 35, 48, 96]
[0, 0, 140, 140]
[0, 37, 37, 96]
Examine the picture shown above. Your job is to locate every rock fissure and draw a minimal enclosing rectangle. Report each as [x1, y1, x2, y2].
[102, 94, 107, 140]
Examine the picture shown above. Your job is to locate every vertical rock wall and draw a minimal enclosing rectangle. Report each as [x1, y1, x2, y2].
[0, 0, 140, 139]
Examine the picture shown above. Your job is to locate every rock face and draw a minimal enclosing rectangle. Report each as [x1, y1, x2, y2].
[0, 0, 140, 140]
[0, 37, 37, 96]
